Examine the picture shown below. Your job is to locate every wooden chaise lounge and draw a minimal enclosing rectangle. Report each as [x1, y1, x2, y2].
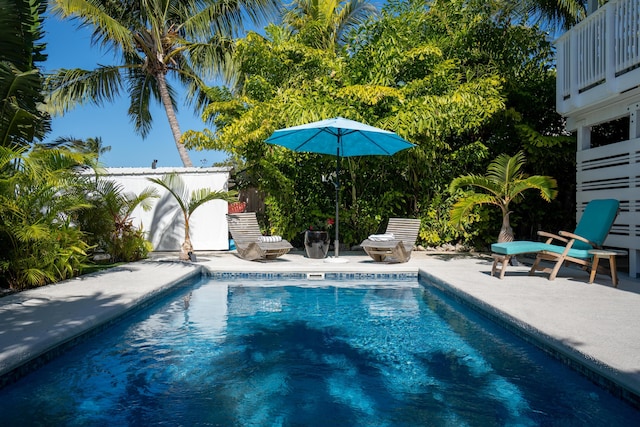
[227, 212, 293, 261]
[360, 218, 421, 263]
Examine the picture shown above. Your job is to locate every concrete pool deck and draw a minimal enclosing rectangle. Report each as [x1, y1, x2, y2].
[1, 250, 639, 407]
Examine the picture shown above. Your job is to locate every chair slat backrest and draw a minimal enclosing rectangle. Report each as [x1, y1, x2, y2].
[227, 212, 263, 241]
[572, 199, 619, 250]
[386, 218, 421, 249]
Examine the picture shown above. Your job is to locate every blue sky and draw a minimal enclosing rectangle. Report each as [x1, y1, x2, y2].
[42, 13, 228, 168]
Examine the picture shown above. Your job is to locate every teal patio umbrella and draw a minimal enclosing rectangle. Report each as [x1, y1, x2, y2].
[266, 117, 414, 261]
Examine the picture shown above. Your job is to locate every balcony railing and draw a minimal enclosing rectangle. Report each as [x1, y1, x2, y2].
[556, 0, 640, 115]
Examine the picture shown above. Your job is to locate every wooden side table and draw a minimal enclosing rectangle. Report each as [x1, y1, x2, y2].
[588, 249, 627, 287]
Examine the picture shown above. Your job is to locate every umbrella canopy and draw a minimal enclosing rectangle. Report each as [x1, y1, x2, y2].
[265, 117, 413, 157]
[266, 117, 414, 261]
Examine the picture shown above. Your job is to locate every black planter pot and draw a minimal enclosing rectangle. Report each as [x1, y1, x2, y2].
[304, 230, 330, 259]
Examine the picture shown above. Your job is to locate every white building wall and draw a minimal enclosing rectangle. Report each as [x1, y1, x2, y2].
[103, 167, 232, 251]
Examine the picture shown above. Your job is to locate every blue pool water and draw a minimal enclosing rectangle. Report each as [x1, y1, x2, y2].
[1, 277, 639, 426]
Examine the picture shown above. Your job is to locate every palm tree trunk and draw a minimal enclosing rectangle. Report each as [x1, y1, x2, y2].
[498, 211, 514, 243]
[156, 72, 193, 167]
[180, 218, 193, 260]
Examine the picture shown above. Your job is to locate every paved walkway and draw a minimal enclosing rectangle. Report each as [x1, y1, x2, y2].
[1, 250, 639, 407]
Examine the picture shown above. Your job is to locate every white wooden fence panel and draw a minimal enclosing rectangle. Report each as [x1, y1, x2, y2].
[104, 167, 232, 251]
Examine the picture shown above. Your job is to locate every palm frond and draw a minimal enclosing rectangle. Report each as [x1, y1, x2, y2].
[449, 193, 498, 228]
[126, 69, 155, 138]
[510, 175, 558, 202]
[188, 188, 237, 216]
[45, 66, 125, 115]
[52, 0, 135, 53]
[449, 174, 502, 196]
[147, 173, 190, 214]
[486, 151, 525, 185]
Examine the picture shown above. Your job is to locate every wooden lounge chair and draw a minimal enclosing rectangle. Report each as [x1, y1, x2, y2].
[360, 218, 421, 263]
[491, 199, 620, 280]
[227, 213, 293, 261]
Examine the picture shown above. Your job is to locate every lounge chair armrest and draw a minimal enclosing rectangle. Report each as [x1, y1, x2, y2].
[537, 230, 568, 244]
[558, 230, 598, 247]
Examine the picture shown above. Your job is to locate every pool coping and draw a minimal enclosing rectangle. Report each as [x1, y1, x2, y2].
[0, 262, 203, 387]
[0, 252, 639, 410]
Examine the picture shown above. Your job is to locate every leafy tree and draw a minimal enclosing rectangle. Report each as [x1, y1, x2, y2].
[0, 0, 50, 148]
[449, 151, 557, 243]
[46, 0, 277, 166]
[148, 173, 237, 260]
[186, 0, 574, 248]
[185, 1, 505, 244]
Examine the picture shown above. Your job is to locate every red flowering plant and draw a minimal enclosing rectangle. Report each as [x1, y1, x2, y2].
[307, 217, 335, 232]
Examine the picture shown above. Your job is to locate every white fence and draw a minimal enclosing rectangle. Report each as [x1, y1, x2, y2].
[556, 0, 640, 115]
[103, 167, 232, 252]
[576, 138, 640, 276]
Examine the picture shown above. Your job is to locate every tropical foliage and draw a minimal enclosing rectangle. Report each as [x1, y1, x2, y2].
[1, 0, 586, 287]
[283, 0, 376, 49]
[0, 145, 94, 289]
[185, 0, 576, 248]
[0, 0, 50, 147]
[449, 151, 558, 243]
[74, 178, 159, 263]
[46, 0, 278, 166]
[0, 0, 158, 289]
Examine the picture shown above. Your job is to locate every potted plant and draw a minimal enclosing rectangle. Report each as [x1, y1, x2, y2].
[304, 217, 335, 259]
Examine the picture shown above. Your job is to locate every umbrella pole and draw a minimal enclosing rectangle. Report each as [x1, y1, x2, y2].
[334, 146, 340, 258]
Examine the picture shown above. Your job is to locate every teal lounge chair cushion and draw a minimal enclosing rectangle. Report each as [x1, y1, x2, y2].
[491, 241, 592, 259]
[571, 199, 620, 250]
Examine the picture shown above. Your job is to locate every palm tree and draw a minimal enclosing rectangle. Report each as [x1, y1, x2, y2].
[0, 0, 50, 148]
[503, 0, 587, 30]
[42, 136, 111, 162]
[283, 0, 376, 49]
[148, 173, 237, 260]
[449, 151, 558, 243]
[46, 0, 277, 166]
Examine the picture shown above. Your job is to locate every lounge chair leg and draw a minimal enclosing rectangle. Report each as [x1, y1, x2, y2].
[499, 257, 509, 279]
[529, 256, 541, 276]
[491, 255, 510, 279]
[548, 260, 562, 281]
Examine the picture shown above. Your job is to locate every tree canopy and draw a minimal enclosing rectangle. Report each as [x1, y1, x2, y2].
[184, 0, 574, 247]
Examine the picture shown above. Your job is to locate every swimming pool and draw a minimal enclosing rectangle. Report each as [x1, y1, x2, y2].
[0, 276, 639, 425]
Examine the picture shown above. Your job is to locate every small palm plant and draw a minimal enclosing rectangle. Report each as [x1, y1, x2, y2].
[148, 173, 237, 260]
[449, 151, 558, 243]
